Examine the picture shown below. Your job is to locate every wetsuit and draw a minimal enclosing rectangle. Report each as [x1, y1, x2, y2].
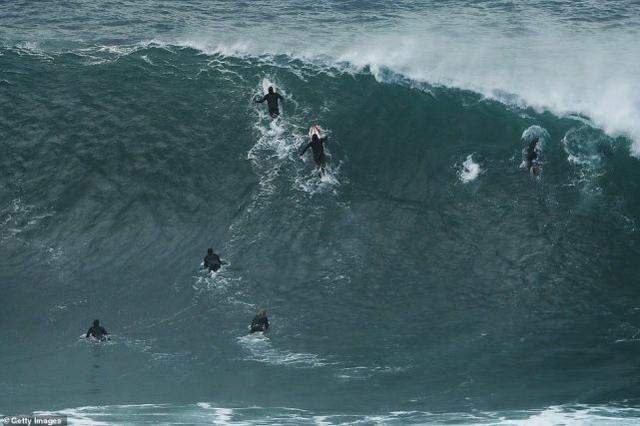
[204, 253, 222, 272]
[301, 137, 327, 168]
[86, 325, 108, 341]
[256, 92, 283, 117]
[250, 315, 269, 333]
[526, 138, 539, 170]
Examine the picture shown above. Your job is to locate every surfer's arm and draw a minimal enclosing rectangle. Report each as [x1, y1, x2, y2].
[85, 328, 91, 338]
[255, 95, 267, 103]
[300, 143, 310, 156]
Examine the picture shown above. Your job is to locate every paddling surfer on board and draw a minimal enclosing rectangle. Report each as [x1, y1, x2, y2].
[203, 248, 227, 272]
[300, 124, 328, 174]
[86, 319, 109, 341]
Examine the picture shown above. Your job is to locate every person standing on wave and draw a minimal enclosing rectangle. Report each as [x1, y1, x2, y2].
[255, 86, 283, 118]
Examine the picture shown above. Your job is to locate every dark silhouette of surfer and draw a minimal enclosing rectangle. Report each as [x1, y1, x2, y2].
[526, 136, 541, 176]
[300, 132, 328, 174]
[86, 319, 109, 341]
[255, 87, 283, 118]
[250, 309, 269, 333]
[204, 248, 227, 272]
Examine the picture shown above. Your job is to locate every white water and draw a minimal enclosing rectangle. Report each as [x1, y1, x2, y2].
[34, 402, 640, 425]
[459, 154, 482, 183]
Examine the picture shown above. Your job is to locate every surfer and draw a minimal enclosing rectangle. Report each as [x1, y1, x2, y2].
[300, 132, 328, 174]
[250, 309, 269, 333]
[86, 319, 109, 341]
[255, 86, 283, 118]
[204, 248, 227, 272]
[526, 136, 541, 176]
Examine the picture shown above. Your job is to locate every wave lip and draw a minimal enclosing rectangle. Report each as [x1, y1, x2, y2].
[155, 14, 640, 153]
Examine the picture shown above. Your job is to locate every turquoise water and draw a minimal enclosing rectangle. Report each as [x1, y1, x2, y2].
[2, 1, 640, 424]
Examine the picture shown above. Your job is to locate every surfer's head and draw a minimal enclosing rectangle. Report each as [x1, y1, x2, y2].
[93, 319, 100, 327]
[268, 86, 274, 93]
[312, 134, 319, 142]
[207, 248, 213, 255]
[258, 309, 267, 317]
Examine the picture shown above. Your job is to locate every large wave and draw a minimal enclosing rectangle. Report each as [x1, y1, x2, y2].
[169, 29, 637, 153]
[4, 0, 639, 152]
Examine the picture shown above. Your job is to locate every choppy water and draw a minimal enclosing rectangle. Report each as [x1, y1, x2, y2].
[2, 1, 640, 424]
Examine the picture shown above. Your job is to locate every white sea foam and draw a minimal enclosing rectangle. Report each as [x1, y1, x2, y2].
[294, 162, 341, 195]
[458, 154, 482, 183]
[236, 334, 327, 368]
[562, 126, 608, 193]
[0, 198, 53, 242]
[337, 365, 409, 381]
[33, 402, 640, 425]
[12, 41, 54, 60]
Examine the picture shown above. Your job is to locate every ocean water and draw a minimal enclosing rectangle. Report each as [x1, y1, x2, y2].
[2, 1, 640, 424]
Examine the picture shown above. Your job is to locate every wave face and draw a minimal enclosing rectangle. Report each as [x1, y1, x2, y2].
[2, 1, 640, 423]
[3, 0, 640, 151]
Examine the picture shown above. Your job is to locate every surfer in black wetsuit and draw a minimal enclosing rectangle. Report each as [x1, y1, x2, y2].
[204, 248, 226, 272]
[526, 136, 540, 176]
[300, 133, 328, 174]
[86, 319, 109, 341]
[255, 87, 283, 118]
[250, 309, 269, 333]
